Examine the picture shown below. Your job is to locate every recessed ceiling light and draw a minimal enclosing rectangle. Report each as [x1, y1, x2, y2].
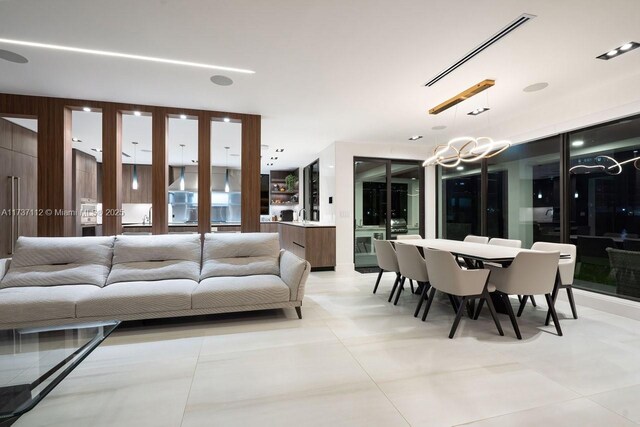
[328, 165, 335, 168]
[456, 166, 464, 171]
[82, 107, 91, 112]
[270, 157, 278, 160]
[191, 159, 198, 163]
[267, 163, 273, 166]
[572, 140, 584, 147]
[597, 42, 639, 59]
[91, 148, 102, 153]
[432, 125, 447, 130]
[141, 149, 152, 153]
[72, 137, 82, 143]
[133, 111, 141, 116]
[408, 135, 423, 141]
[523, 82, 549, 92]
[275, 148, 284, 153]
[467, 107, 490, 116]
[180, 114, 187, 120]
[0, 49, 28, 64]
[211, 75, 234, 86]
[223, 117, 231, 123]
[0, 38, 255, 73]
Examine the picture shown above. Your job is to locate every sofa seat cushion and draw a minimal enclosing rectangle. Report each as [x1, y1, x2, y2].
[192, 275, 290, 309]
[1, 236, 115, 289]
[107, 234, 201, 285]
[201, 233, 280, 279]
[76, 279, 198, 318]
[0, 285, 98, 324]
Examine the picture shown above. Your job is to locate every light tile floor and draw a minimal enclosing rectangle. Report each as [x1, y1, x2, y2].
[14, 270, 640, 427]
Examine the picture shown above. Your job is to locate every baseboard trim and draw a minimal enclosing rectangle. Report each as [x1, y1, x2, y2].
[557, 287, 640, 321]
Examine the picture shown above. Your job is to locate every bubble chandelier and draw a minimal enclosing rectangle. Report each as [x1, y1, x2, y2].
[422, 136, 511, 167]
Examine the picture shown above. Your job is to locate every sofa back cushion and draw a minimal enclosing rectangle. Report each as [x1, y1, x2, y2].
[0, 236, 115, 288]
[201, 233, 280, 279]
[107, 234, 201, 285]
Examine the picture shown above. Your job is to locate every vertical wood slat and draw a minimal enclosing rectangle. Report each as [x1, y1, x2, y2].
[102, 105, 122, 236]
[152, 108, 168, 234]
[37, 101, 73, 236]
[241, 115, 261, 232]
[198, 113, 211, 235]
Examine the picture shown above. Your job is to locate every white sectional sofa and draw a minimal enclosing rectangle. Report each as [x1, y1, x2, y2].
[0, 233, 310, 329]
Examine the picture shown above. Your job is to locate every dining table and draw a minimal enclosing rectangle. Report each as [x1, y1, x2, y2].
[394, 238, 571, 314]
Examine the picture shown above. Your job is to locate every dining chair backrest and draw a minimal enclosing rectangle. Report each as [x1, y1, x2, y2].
[395, 234, 422, 240]
[464, 235, 489, 244]
[531, 242, 577, 285]
[492, 251, 560, 295]
[424, 249, 489, 296]
[374, 240, 400, 273]
[395, 243, 429, 282]
[489, 238, 522, 248]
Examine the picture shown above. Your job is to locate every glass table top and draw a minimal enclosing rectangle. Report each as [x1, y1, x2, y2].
[0, 321, 119, 423]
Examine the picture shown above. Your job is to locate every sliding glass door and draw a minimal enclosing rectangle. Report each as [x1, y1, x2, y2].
[354, 158, 424, 269]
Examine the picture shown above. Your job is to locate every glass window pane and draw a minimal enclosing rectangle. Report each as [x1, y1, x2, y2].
[569, 117, 640, 300]
[487, 137, 561, 248]
[168, 116, 198, 233]
[121, 112, 152, 235]
[354, 159, 387, 268]
[211, 119, 242, 232]
[390, 162, 422, 238]
[438, 163, 481, 240]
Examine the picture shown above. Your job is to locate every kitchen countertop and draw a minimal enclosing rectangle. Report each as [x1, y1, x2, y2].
[279, 221, 336, 228]
[123, 221, 278, 228]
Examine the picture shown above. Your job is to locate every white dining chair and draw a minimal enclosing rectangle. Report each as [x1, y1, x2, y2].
[485, 251, 562, 339]
[396, 234, 422, 240]
[395, 243, 430, 314]
[524, 242, 578, 322]
[464, 235, 489, 244]
[488, 237, 522, 248]
[422, 249, 503, 339]
[373, 240, 402, 302]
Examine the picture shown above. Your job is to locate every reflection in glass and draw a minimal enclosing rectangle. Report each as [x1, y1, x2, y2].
[211, 120, 242, 228]
[438, 163, 481, 240]
[354, 159, 387, 268]
[168, 117, 198, 231]
[569, 118, 640, 300]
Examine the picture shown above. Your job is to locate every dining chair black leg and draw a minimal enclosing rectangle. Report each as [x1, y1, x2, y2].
[414, 282, 429, 318]
[517, 295, 523, 304]
[566, 287, 578, 319]
[545, 293, 563, 336]
[473, 298, 485, 320]
[393, 276, 406, 305]
[447, 294, 459, 315]
[449, 296, 467, 339]
[545, 273, 561, 326]
[373, 269, 384, 294]
[517, 295, 529, 317]
[530, 295, 537, 307]
[422, 287, 437, 322]
[502, 293, 522, 340]
[409, 279, 415, 294]
[484, 292, 504, 336]
[388, 273, 400, 302]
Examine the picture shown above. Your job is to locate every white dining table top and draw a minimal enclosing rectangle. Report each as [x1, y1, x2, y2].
[396, 238, 569, 262]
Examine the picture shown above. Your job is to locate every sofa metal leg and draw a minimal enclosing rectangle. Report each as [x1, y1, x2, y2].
[295, 307, 302, 319]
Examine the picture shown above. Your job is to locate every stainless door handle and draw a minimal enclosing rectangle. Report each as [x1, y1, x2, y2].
[15, 177, 20, 239]
[8, 176, 15, 255]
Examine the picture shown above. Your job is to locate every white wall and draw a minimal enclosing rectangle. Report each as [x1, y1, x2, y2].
[333, 141, 434, 271]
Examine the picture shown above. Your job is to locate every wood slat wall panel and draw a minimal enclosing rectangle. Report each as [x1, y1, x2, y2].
[241, 115, 261, 232]
[102, 105, 122, 236]
[198, 113, 211, 235]
[152, 108, 168, 234]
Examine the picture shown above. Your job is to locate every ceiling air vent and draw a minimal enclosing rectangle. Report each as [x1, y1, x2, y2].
[424, 13, 536, 87]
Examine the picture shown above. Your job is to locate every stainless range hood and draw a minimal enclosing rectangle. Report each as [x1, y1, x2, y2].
[168, 166, 199, 192]
[168, 165, 240, 192]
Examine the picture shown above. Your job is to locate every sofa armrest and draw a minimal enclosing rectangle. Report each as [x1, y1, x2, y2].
[279, 250, 311, 301]
[0, 258, 10, 281]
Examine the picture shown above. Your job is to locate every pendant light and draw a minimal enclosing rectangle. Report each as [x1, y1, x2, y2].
[179, 144, 186, 191]
[131, 141, 139, 190]
[224, 146, 230, 193]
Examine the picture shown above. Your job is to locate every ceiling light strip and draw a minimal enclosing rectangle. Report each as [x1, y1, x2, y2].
[0, 38, 255, 74]
[424, 13, 535, 87]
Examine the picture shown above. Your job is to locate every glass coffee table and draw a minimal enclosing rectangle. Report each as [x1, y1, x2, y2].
[0, 321, 119, 426]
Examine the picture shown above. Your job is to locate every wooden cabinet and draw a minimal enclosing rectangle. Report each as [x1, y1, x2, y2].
[278, 223, 335, 269]
[260, 222, 278, 233]
[122, 164, 152, 203]
[0, 118, 38, 257]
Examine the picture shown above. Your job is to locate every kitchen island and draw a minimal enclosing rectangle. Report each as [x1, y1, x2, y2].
[278, 222, 336, 270]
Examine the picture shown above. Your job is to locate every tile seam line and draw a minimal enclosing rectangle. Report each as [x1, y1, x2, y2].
[179, 336, 205, 427]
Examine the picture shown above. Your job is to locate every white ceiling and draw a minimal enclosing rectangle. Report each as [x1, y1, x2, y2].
[1, 0, 639, 171]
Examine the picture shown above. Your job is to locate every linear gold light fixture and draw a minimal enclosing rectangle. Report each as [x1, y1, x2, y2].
[428, 79, 495, 115]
